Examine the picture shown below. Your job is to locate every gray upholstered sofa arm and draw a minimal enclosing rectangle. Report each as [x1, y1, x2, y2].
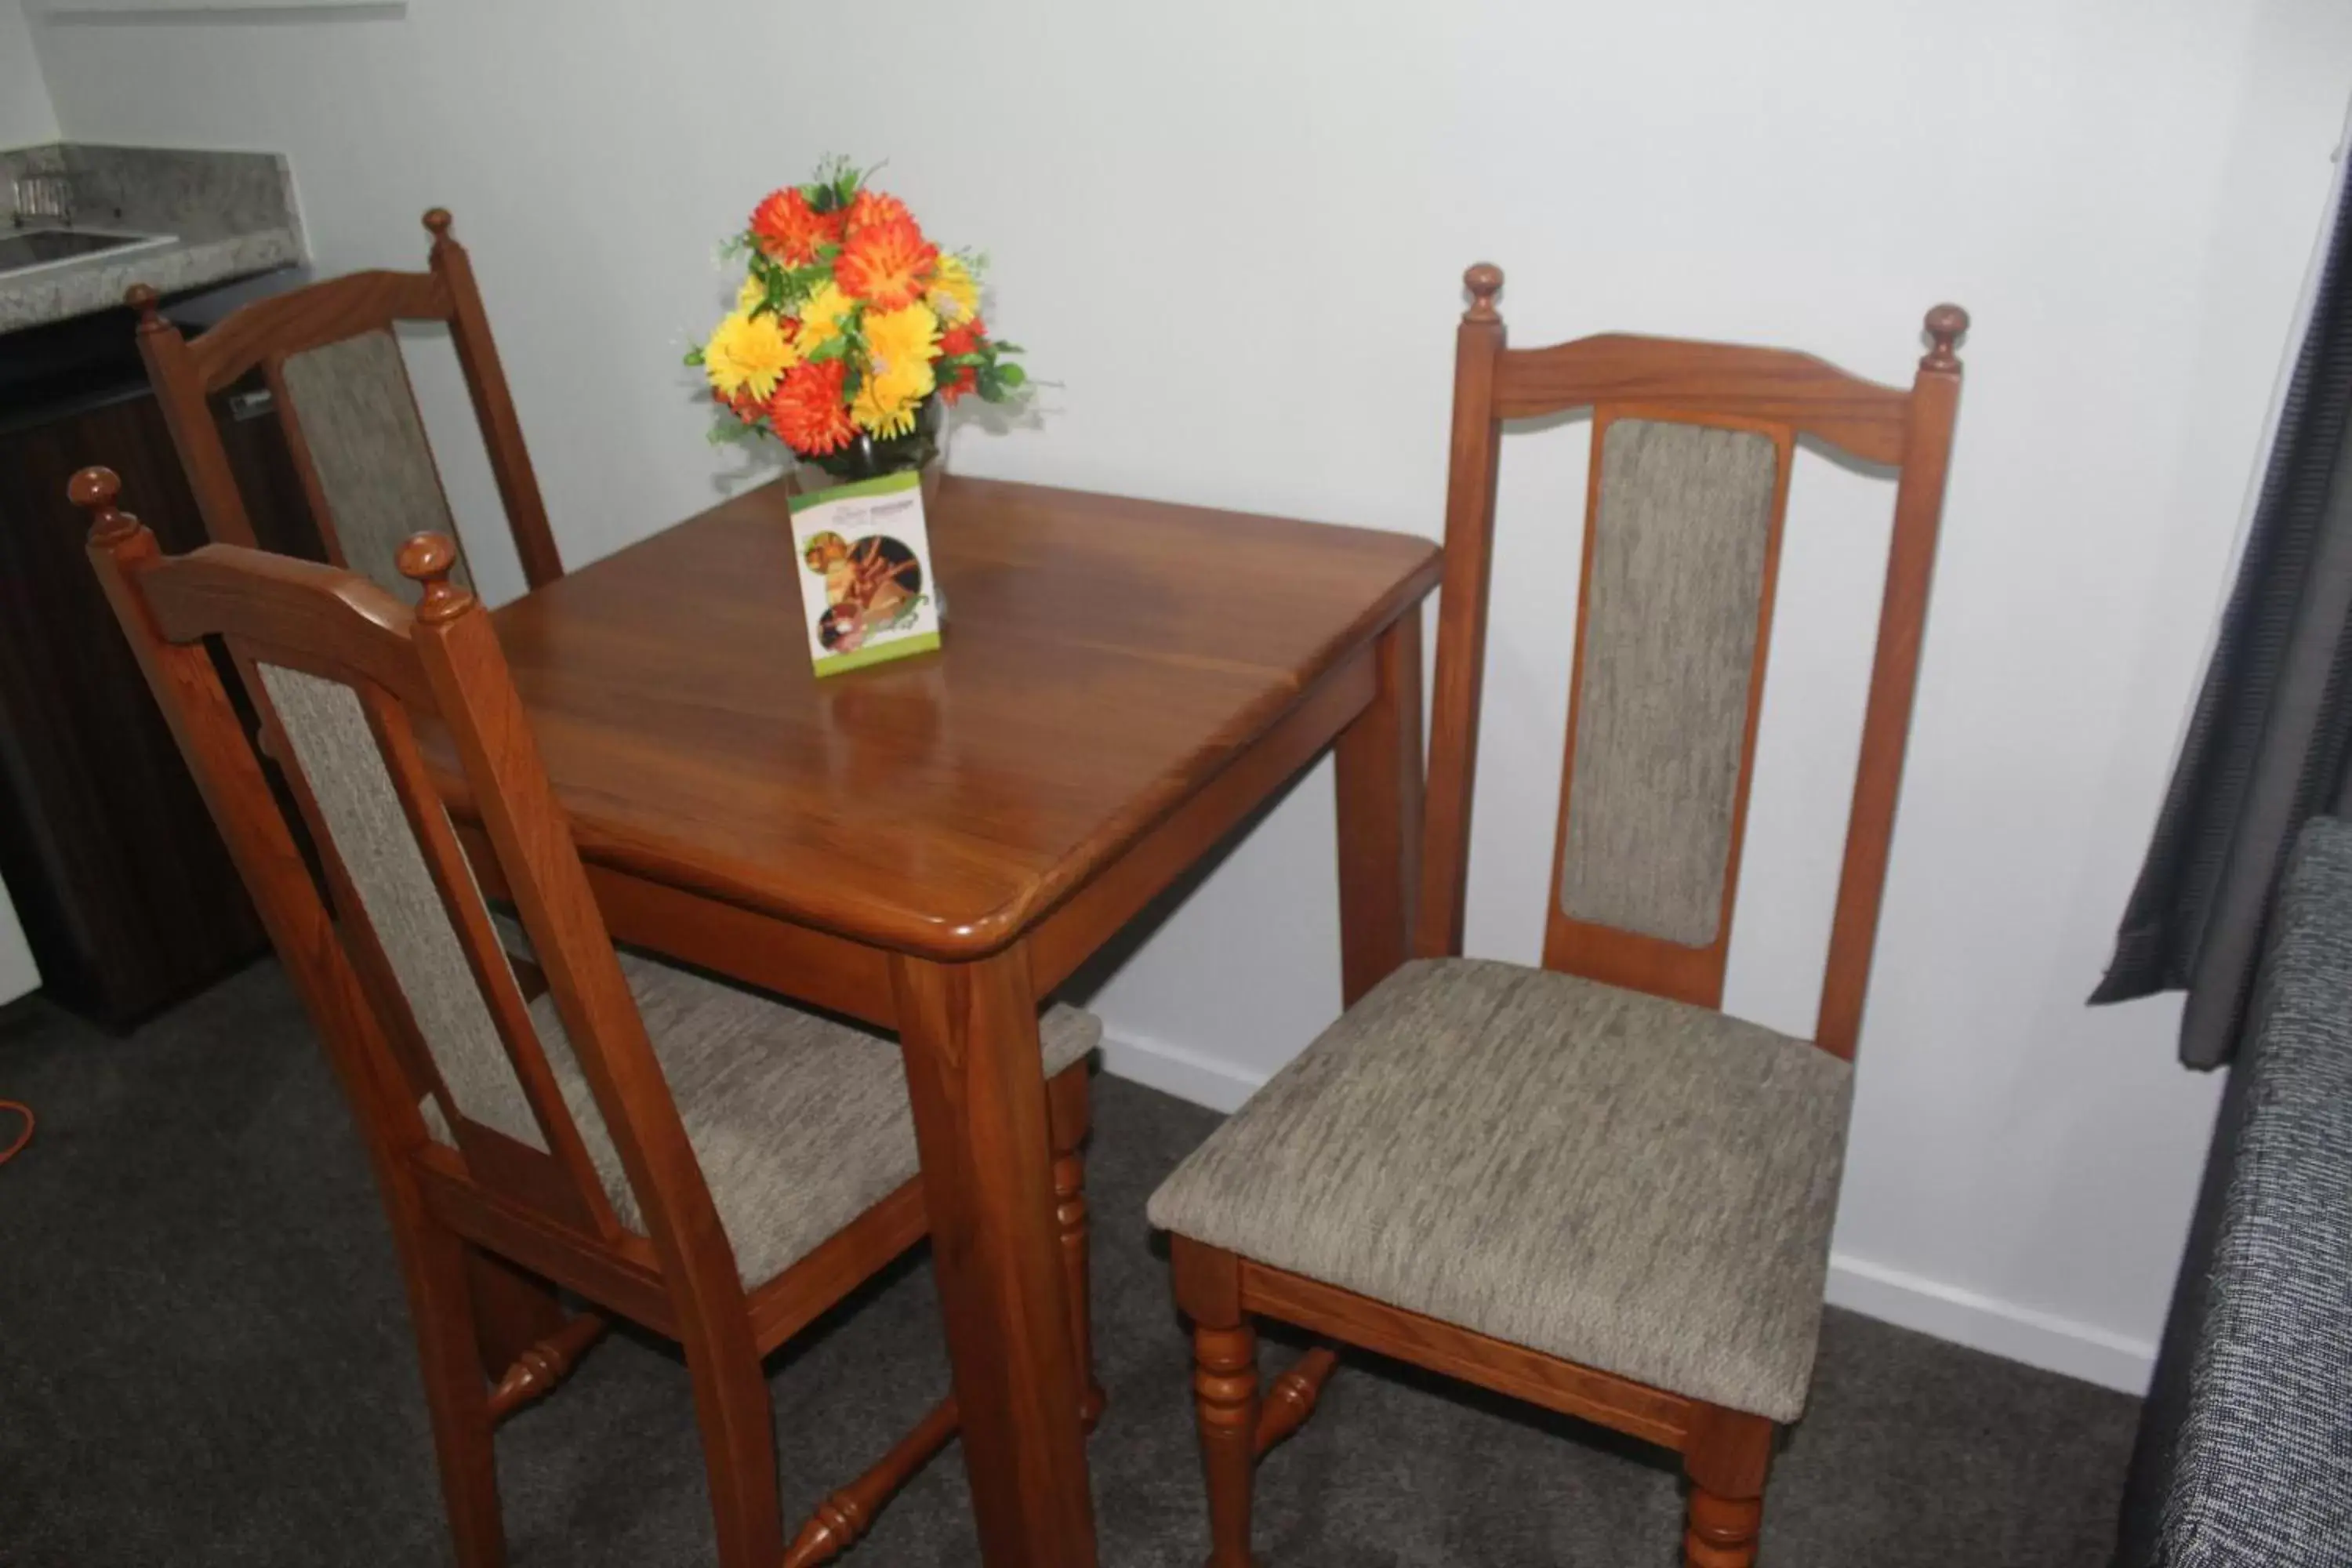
[2157, 817, 2352, 1566]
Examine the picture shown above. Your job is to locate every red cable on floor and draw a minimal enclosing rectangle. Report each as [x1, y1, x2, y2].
[0, 1101, 31, 1167]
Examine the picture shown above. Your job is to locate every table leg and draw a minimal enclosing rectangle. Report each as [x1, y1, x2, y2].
[1334, 609, 1425, 1004]
[891, 945, 1097, 1568]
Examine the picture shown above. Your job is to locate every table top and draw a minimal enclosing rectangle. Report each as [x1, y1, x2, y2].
[474, 476, 1439, 960]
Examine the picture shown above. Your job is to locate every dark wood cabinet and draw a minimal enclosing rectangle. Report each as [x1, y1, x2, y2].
[0, 307, 323, 1028]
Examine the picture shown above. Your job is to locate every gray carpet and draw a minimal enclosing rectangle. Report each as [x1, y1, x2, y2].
[0, 961, 2138, 1566]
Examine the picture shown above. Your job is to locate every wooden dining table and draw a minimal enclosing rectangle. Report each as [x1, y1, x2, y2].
[448, 473, 1439, 1567]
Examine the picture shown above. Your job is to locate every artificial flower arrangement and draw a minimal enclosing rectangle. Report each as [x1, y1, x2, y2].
[690, 157, 1026, 478]
[688, 159, 1028, 675]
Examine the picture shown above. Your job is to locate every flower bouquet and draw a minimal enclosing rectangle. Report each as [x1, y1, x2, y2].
[691, 158, 1026, 481]
[688, 160, 1027, 675]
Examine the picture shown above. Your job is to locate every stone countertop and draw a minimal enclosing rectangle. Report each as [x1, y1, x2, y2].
[0, 144, 305, 332]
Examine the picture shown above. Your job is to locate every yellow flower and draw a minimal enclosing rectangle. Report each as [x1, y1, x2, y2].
[851, 358, 932, 437]
[863, 301, 940, 383]
[926, 254, 978, 325]
[703, 308, 796, 401]
[736, 274, 766, 314]
[851, 302, 938, 437]
[796, 281, 855, 355]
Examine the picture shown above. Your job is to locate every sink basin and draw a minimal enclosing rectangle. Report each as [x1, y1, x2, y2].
[0, 227, 175, 277]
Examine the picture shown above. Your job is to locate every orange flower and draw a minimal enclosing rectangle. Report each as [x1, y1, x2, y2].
[834, 216, 937, 310]
[750, 187, 843, 265]
[844, 187, 912, 234]
[938, 318, 982, 403]
[712, 386, 764, 424]
[767, 359, 858, 456]
[938, 318, 982, 358]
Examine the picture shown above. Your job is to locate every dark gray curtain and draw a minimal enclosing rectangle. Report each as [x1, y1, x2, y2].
[2092, 157, 2352, 1068]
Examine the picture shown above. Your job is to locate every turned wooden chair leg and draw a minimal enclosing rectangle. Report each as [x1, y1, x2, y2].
[1682, 1403, 1775, 1568]
[1047, 1063, 1105, 1429]
[1192, 1325, 1259, 1567]
[463, 1245, 566, 1382]
[783, 1396, 960, 1568]
[463, 1245, 611, 1424]
[487, 1311, 608, 1420]
[1173, 1237, 1258, 1568]
[407, 1219, 507, 1568]
[1255, 1345, 1340, 1456]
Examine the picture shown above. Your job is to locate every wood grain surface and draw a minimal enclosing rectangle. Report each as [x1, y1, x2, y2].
[457, 475, 1441, 960]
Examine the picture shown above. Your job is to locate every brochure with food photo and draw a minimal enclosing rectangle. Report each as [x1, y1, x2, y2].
[786, 471, 942, 676]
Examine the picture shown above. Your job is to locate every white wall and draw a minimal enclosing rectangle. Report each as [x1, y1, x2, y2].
[0, 0, 56, 150]
[26, 0, 2352, 1392]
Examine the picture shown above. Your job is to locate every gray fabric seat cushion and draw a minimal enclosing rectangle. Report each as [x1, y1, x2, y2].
[1147, 956, 1851, 1422]
[524, 950, 1098, 1288]
[2156, 818, 2352, 1566]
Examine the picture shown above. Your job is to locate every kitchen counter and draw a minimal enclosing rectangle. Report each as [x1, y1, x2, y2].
[0, 143, 304, 332]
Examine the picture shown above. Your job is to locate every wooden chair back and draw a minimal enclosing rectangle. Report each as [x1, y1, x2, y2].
[77, 470, 738, 1297]
[130, 209, 562, 602]
[1419, 265, 1967, 1060]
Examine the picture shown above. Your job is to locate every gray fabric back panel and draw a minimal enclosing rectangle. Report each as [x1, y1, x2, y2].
[1559, 419, 1778, 947]
[277, 331, 474, 601]
[257, 662, 550, 1151]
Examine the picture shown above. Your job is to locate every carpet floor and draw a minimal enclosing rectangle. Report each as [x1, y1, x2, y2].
[0, 961, 2139, 1566]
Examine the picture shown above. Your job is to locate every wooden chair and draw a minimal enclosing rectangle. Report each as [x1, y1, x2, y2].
[1148, 267, 1967, 1567]
[130, 208, 563, 602]
[74, 470, 1104, 1568]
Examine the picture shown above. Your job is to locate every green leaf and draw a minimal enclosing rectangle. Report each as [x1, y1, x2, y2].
[996, 363, 1027, 387]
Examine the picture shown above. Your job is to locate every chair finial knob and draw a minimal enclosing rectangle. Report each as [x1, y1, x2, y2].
[1463, 263, 1504, 321]
[1922, 303, 1969, 370]
[423, 207, 453, 241]
[68, 466, 141, 546]
[397, 532, 471, 623]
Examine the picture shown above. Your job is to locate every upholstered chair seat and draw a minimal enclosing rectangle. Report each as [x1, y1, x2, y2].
[1149, 957, 1847, 1422]
[437, 925, 1102, 1287]
[521, 957, 1099, 1288]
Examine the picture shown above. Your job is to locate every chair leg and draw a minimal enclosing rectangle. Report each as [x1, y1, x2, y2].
[1256, 1345, 1340, 1456]
[1682, 1403, 1775, 1568]
[407, 1219, 507, 1568]
[487, 1312, 609, 1421]
[1047, 1063, 1105, 1430]
[784, 1395, 960, 1568]
[463, 1246, 567, 1381]
[1172, 1237, 1259, 1568]
[678, 1307, 785, 1568]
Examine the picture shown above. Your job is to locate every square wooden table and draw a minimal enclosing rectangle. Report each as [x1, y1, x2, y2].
[464, 474, 1439, 1566]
